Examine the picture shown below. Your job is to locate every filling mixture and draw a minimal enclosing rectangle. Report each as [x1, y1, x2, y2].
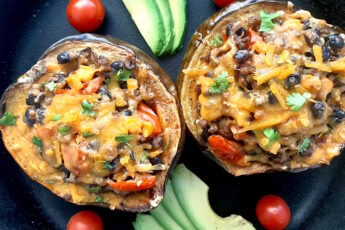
[184, 8, 345, 168]
[16, 47, 168, 200]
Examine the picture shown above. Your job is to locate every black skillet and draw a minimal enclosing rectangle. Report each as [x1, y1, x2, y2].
[0, 0, 345, 229]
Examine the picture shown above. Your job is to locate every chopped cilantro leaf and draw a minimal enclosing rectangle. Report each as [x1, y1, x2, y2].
[102, 162, 114, 171]
[263, 128, 280, 149]
[32, 136, 43, 152]
[81, 99, 96, 117]
[51, 114, 61, 121]
[95, 195, 103, 202]
[115, 69, 131, 81]
[210, 35, 223, 47]
[0, 112, 16, 126]
[82, 132, 95, 138]
[209, 71, 230, 94]
[58, 125, 71, 135]
[286, 92, 311, 112]
[298, 138, 311, 154]
[115, 134, 133, 144]
[45, 81, 56, 92]
[259, 11, 281, 32]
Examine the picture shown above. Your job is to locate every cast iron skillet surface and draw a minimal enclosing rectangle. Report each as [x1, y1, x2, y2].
[0, 0, 345, 229]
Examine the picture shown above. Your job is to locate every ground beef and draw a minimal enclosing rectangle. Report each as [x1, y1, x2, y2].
[304, 29, 322, 46]
[217, 118, 234, 139]
[236, 60, 256, 76]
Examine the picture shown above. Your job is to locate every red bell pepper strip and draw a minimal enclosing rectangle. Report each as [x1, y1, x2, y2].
[208, 135, 247, 166]
[108, 175, 156, 192]
[81, 77, 103, 94]
[138, 103, 162, 136]
[248, 28, 263, 46]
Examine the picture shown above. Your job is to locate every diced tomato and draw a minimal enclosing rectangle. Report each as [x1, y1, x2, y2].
[248, 28, 263, 46]
[55, 89, 68, 94]
[108, 175, 156, 192]
[138, 103, 162, 136]
[208, 135, 247, 166]
[81, 77, 103, 94]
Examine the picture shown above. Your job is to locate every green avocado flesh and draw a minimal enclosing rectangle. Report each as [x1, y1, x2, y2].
[133, 164, 255, 230]
[122, 0, 165, 55]
[168, 0, 187, 53]
[155, 0, 174, 55]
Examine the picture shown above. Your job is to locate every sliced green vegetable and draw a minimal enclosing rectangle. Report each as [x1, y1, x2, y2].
[210, 35, 223, 47]
[298, 138, 311, 154]
[32, 136, 43, 152]
[286, 92, 311, 112]
[259, 11, 281, 32]
[51, 114, 61, 121]
[58, 125, 71, 135]
[0, 112, 16, 126]
[168, 0, 187, 54]
[95, 195, 103, 202]
[115, 69, 131, 81]
[263, 128, 280, 149]
[156, 0, 175, 55]
[209, 71, 229, 94]
[133, 214, 164, 230]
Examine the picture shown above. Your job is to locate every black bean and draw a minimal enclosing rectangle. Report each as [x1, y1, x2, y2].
[110, 61, 124, 71]
[57, 51, 71, 64]
[284, 73, 301, 89]
[309, 101, 325, 119]
[201, 128, 210, 141]
[226, 24, 232, 37]
[267, 91, 278, 104]
[110, 156, 121, 171]
[118, 81, 127, 89]
[234, 50, 249, 63]
[333, 108, 345, 123]
[36, 108, 45, 123]
[303, 20, 312, 30]
[322, 46, 331, 61]
[150, 156, 162, 165]
[235, 27, 247, 37]
[99, 86, 111, 99]
[116, 104, 129, 112]
[123, 109, 133, 116]
[327, 34, 344, 50]
[26, 93, 36, 105]
[23, 107, 36, 127]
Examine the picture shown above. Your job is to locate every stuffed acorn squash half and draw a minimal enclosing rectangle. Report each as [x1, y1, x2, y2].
[178, 0, 345, 175]
[0, 34, 184, 211]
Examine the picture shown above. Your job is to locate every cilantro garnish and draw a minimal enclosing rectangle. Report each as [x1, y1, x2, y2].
[32, 136, 43, 152]
[45, 81, 56, 92]
[51, 114, 61, 121]
[102, 162, 114, 171]
[263, 128, 280, 149]
[81, 99, 96, 117]
[115, 134, 133, 144]
[259, 11, 281, 32]
[298, 138, 310, 154]
[95, 195, 103, 202]
[115, 69, 131, 81]
[82, 132, 95, 138]
[286, 92, 311, 112]
[0, 112, 16, 126]
[58, 125, 71, 135]
[210, 35, 223, 47]
[209, 71, 230, 94]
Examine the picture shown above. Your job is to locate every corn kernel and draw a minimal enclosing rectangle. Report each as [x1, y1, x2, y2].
[127, 79, 138, 90]
[142, 121, 154, 137]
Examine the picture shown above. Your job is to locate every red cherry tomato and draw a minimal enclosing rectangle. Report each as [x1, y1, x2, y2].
[67, 211, 103, 230]
[256, 195, 291, 230]
[213, 0, 236, 8]
[66, 0, 105, 32]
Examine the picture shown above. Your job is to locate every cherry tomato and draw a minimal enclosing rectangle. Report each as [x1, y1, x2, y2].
[208, 135, 247, 166]
[213, 0, 236, 8]
[81, 77, 103, 94]
[66, 0, 105, 32]
[67, 211, 103, 230]
[256, 195, 291, 230]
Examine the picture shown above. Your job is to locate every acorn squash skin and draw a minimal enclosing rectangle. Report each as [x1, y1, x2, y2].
[0, 34, 185, 212]
[177, 0, 345, 176]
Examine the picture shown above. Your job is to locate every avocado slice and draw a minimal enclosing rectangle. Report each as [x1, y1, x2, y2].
[168, 0, 187, 53]
[155, 0, 174, 55]
[133, 214, 164, 230]
[161, 180, 196, 230]
[122, 0, 165, 55]
[171, 165, 255, 230]
[151, 201, 184, 230]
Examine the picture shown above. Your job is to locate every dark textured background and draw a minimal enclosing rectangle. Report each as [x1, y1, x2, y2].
[0, 0, 345, 229]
